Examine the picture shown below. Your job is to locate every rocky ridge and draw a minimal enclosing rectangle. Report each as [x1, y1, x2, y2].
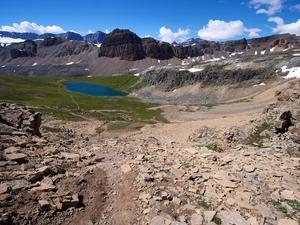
[0, 29, 299, 76]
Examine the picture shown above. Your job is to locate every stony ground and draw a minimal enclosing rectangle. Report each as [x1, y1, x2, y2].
[0, 80, 300, 225]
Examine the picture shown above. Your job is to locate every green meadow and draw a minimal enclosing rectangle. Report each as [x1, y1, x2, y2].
[0, 75, 166, 123]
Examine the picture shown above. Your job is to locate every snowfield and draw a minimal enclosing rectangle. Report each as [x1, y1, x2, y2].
[281, 66, 300, 79]
[188, 68, 204, 73]
[0, 37, 25, 45]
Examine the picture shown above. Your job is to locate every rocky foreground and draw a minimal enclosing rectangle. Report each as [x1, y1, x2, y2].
[0, 81, 300, 225]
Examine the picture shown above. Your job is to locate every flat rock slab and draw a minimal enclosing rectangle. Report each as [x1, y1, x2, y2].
[5, 153, 27, 163]
[4, 180, 30, 191]
[277, 218, 299, 225]
[203, 211, 216, 223]
[0, 183, 10, 194]
[218, 210, 249, 225]
[61, 152, 80, 161]
[191, 213, 203, 225]
[31, 183, 56, 192]
[150, 215, 187, 225]
[185, 148, 198, 155]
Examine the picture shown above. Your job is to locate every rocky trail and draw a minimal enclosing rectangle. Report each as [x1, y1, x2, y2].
[0, 80, 300, 225]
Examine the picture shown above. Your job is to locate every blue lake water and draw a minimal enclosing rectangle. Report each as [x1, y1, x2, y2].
[65, 81, 127, 97]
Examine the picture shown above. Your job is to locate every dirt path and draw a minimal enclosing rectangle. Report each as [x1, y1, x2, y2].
[137, 80, 291, 146]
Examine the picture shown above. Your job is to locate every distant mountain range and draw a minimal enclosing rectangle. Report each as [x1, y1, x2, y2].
[0, 28, 299, 76]
[0, 31, 106, 44]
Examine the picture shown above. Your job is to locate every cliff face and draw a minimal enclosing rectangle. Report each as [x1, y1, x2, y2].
[10, 41, 37, 58]
[141, 66, 277, 91]
[84, 31, 106, 44]
[99, 30, 300, 61]
[98, 29, 146, 61]
[142, 38, 174, 60]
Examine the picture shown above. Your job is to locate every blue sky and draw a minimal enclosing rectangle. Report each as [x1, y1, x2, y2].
[0, 0, 299, 42]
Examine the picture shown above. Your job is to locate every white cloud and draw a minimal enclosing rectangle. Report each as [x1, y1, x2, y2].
[197, 20, 261, 40]
[88, 29, 93, 34]
[105, 29, 110, 34]
[1, 21, 65, 34]
[245, 28, 262, 38]
[158, 26, 190, 43]
[290, 4, 300, 12]
[268, 17, 300, 35]
[249, 0, 283, 15]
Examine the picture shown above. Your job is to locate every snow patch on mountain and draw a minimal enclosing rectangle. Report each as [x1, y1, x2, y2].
[282, 66, 300, 79]
[0, 37, 25, 45]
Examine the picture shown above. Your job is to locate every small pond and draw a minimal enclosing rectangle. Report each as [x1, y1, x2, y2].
[65, 81, 127, 97]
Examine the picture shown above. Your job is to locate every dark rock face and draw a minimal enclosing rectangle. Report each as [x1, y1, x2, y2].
[40, 37, 65, 47]
[99, 29, 146, 61]
[275, 111, 293, 133]
[223, 38, 248, 52]
[84, 31, 106, 44]
[57, 32, 83, 41]
[141, 66, 276, 91]
[38, 33, 57, 39]
[55, 42, 91, 57]
[10, 40, 37, 58]
[98, 32, 300, 60]
[99, 31, 175, 60]
[142, 38, 174, 60]
[173, 45, 204, 59]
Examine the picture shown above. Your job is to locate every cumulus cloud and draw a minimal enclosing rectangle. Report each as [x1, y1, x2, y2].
[245, 28, 262, 38]
[197, 20, 261, 40]
[159, 26, 190, 43]
[268, 17, 300, 35]
[249, 0, 283, 15]
[1, 21, 65, 34]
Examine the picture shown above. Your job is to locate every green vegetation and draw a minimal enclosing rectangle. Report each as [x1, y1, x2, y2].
[95, 127, 105, 134]
[246, 119, 273, 148]
[105, 121, 144, 131]
[196, 195, 210, 209]
[0, 75, 167, 125]
[204, 63, 229, 71]
[200, 103, 219, 110]
[213, 216, 222, 225]
[273, 201, 288, 213]
[288, 200, 300, 212]
[206, 142, 220, 152]
[42, 126, 63, 133]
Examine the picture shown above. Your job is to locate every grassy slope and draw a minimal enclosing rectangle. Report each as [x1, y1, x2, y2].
[0, 75, 166, 123]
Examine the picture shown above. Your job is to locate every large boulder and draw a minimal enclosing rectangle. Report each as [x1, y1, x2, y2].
[275, 111, 293, 134]
[0, 103, 41, 136]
